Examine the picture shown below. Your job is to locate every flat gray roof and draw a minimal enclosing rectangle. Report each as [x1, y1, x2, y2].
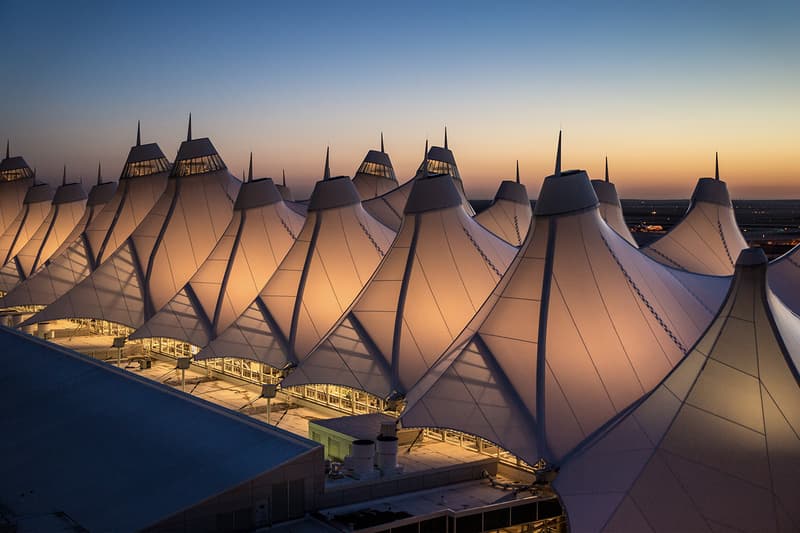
[0, 326, 319, 532]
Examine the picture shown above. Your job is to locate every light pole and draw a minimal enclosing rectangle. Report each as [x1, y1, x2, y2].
[176, 356, 191, 392]
[261, 383, 278, 425]
[112, 336, 126, 366]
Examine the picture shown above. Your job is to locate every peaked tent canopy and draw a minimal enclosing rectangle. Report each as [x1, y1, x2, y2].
[0, 145, 36, 236]
[0, 182, 54, 272]
[591, 158, 636, 247]
[0, 178, 108, 294]
[277, 169, 294, 202]
[283, 171, 517, 399]
[401, 143, 730, 469]
[363, 140, 474, 231]
[352, 135, 399, 200]
[555, 247, 800, 533]
[196, 158, 396, 369]
[474, 163, 531, 246]
[643, 157, 746, 275]
[129, 172, 305, 349]
[23, 120, 240, 329]
[1, 129, 170, 308]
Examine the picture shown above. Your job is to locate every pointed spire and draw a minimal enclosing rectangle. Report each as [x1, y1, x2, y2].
[4, 139, 8, 159]
[715, 151, 719, 180]
[380, 132, 385, 153]
[187, 113, 192, 142]
[62, 165, 67, 186]
[515, 160, 520, 184]
[97, 161, 102, 185]
[554, 130, 562, 176]
[282, 168, 286, 186]
[423, 140, 429, 179]
[444, 127, 448, 150]
[323, 146, 331, 180]
[247, 152, 253, 182]
[136, 120, 141, 146]
[604, 156, 609, 182]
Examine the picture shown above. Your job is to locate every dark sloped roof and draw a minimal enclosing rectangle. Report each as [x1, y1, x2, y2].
[0, 326, 318, 532]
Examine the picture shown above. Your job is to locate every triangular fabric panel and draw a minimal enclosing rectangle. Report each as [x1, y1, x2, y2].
[1, 165, 168, 307]
[643, 179, 746, 275]
[0, 178, 34, 235]
[555, 249, 800, 532]
[285, 203, 516, 398]
[362, 178, 413, 231]
[767, 244, 800, 317]
[0, 187, 88, 293]
[0, 193, 52, 268]
[474, 181, 532, 246]
[403, 172, 730, 468]
[131, 195, 304, 347]
[25, 167, 239, 328]
[197, 199, 395, 368]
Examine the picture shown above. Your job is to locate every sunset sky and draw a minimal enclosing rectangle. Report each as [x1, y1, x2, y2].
[2, 0, 798, 198]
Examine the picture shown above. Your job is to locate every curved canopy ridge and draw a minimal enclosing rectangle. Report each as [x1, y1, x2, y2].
[362, 178, 413, 231]
[401, 169, 730, 468]
[555, 248, 800, 532]
[766, 244, 800, 317]
[129, 178, 305, 348]
[22, 136, 239, 328]
[352, 148, 398, 200]
[643, 177, 747, 275]
[0, 183, 54, 270]
[0, 182, 91, 293]
[196, 175, 396, 368]
[474, 179, 531, 246]
[363, 144, 473, 231]
[0, 140, 169, 308]
[591, 179, 636, 247]
[283, 173, 517, 398]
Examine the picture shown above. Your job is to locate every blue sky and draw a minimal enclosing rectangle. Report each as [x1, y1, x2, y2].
[2, 0, 799, 197]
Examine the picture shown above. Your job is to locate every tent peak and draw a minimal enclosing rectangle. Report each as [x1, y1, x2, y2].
[555, 131, 562, 176]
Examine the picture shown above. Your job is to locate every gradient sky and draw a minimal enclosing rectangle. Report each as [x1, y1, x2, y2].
[2, 0, 799, 198]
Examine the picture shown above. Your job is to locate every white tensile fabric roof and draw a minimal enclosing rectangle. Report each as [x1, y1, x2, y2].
[283, 172, 517, 398]
[592, 178, 637, 247]
[766, 244, 800, 316]
[474, 179, 531, 246]
[643, 177, 747, 275]
[0, 151, 35, 234]
[196, 175, 396, 369]
[23, 136, 240, 328]
[0, 183, 54, 269]
[363, 145, 474, 231]
[352, 147, 398, 200]
[0, 141, 169, 308]
[555, 247, 800, 532]
[0, 180, 34, 236]
[129, 177, 305, 348]
[401, 168, 730, 469]
[0, 181, 104, 294]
